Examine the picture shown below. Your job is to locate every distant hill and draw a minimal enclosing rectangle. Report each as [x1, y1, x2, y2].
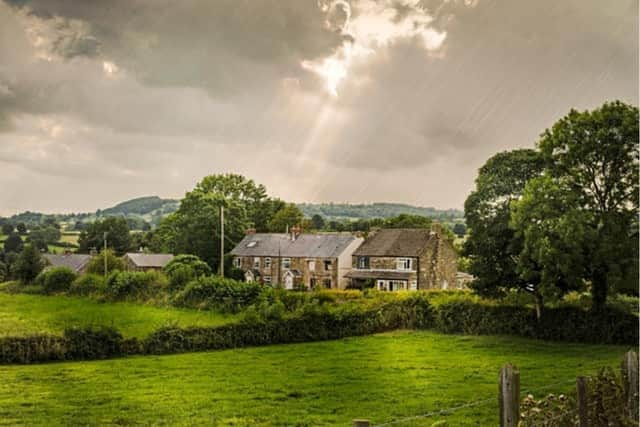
[297, 203, 463, 221]
[2, 198, 462, 231]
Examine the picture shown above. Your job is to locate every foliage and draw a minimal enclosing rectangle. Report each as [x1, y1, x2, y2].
[452, 223, 466, 237]
[85, 249, 126, 275]
[12, 244, 45, 283]
[529, 101, 639, 310]
[163, 254, 212, 290]
[36, 267, 77, 294]
[78, 217, 132, 256]
[434, 299, 637, 344]
[173, 275, 263, 312]
[298, 202, 463, 221]
[3, 233, 23, 254]
[154, 174, 284, 269]
[105, 271, 167, 300]
[381, 213, 432, 229]
[69, 274, 106, 296]
[16, 223, 27, 234]
[310, 214, 325, 230]
[463, 149, 545, 303]
[1, 223, 13, 235]
[268, 203, 304, 232]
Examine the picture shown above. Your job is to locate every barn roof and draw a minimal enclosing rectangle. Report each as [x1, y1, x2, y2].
[43, 253, 92, 273]
[124, 253, 174, 268]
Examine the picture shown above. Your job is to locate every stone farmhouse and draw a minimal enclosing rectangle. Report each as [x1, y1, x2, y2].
[230, 228, 363, 289]
[345, 226, 457, 291]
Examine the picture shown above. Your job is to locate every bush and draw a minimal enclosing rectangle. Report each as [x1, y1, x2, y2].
[69, 274, 106, 296]
[63, 326, 136, 360]
[434, 299, 637, 344]
[86, 250, 125, 275]
[164, 255, 211, 290]
[173, 276, 263, 312]
[105, 271, 167, 300]
[36, 267, 77, 294]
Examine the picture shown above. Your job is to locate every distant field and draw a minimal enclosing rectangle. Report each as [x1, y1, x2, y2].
[0, 330, 627, 426]
[0, 294, 238, 338]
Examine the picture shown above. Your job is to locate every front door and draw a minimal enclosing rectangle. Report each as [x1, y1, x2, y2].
[284, 272, 294, 290]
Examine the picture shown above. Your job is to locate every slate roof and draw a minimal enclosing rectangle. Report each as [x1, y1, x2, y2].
[231, 233, 359, 258]
[124, 253, 174, 268]
[352, 229, 435, 257]
[43, 254, 92, 273]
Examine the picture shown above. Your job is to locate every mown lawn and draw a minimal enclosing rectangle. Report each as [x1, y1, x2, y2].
[0, 330, 628, 426]
[0, 293, 238, 338]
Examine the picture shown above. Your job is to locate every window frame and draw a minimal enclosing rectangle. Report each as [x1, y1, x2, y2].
[396, 257, 413, 271]
[282, 258, 291, 269]
[264, 257, 271, 268]
[253, 257, 261, 269]
[357, 256, 369, 269]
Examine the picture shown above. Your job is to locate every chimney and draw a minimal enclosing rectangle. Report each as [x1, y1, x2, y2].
[245, 228, 256, 235]
[290, 225, 302, 241]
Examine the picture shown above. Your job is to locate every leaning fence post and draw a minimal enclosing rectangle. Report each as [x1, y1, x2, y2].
[499, 364, 520, 427]
[621, 350, 639, 419]
[576, 376, 589, 427]
[352, 419, 371, 427]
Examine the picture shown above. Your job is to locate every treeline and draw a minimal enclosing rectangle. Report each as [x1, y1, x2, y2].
[298, 202, 463, 221]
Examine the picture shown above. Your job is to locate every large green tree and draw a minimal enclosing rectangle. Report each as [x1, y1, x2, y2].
[268, 204, 304, 232]
[520, 101, 639, 310]
[463, 149, 546, 309]
[156, 174, 282, 270]
[12, 244, 45, 283]
[78, 217, 132, 256]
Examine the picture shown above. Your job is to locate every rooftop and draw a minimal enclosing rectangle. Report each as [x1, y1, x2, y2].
[124, 253, 174, 268]
[231, 233, 360, 258]
[353, 228, 436, 257]
[43, 253, 92, 272]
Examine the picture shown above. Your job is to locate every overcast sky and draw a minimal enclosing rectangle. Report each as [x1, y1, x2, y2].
[0, 0, 637, 215]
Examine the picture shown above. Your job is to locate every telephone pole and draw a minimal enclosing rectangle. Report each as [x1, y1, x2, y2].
[103, 232, 108, 277]
[220, 205, 224, 278]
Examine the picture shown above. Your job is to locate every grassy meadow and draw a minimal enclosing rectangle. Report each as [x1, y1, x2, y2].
[0, 330, 628, 426]
[0, 293, 238, 338]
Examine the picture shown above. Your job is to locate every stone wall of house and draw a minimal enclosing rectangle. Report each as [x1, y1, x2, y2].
[418, 231, 458, 290]
[234, 256, 339, 288]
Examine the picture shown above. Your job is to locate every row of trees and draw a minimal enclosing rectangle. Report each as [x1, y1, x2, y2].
[464, 101, 638, 313]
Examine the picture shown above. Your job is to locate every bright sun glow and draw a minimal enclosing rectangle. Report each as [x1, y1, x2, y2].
[302, 57, 348, 97]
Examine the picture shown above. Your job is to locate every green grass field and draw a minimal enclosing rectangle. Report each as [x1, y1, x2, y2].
[0, 330, 627, 426]
[0, 293, 238, 338]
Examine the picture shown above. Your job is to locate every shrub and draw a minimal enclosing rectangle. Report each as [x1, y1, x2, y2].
[173, 276, 263, 312]
[164, 255, 211, 290]
[37, 267, 77, 294]
[69, 274, 106, 296]
[63, 326, 135, 360]
[105, 271, 167, 300]
[86, 250, 126, 275]
[0, 334, 66, 364]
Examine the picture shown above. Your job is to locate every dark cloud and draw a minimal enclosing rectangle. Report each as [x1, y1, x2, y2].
[0, 0, 636, 214]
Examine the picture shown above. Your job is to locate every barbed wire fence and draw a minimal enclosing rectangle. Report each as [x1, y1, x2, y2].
[351, 351, 638, 427]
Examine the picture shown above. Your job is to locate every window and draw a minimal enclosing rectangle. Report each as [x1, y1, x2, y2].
[391, 280, 406, 291]
[323, 278, 332, 289]
[357, 256, 369, 269]
[233, 257, 241, 268]
[410, 280, 417, 291]
[264, 276, 272, 284]
[282, 258, 291, 269]
[396, 257, 413, 271]
[265, 257, 271, 268]
[253, 257, 261, 268]
[310, 278, 317, 289]
[308, 260, 315, 271]
[246, 241, 257, 248]
[324, 260, 332, 271]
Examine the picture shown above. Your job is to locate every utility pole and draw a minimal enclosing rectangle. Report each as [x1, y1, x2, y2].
[103, 231, 108, 278]
[220, 205, 224, 278]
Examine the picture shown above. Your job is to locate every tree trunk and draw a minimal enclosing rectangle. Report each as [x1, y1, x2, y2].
[533, 293, 543, 320]
[591, 268, 608, 312]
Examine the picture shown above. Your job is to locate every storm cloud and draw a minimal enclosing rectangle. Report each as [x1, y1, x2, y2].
[0, 0, 637, 215]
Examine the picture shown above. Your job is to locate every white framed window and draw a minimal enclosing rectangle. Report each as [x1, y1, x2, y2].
[282, 258, 291, 269]
[324, 260, 332, 271]
[233, 257, 241, 268]
[264, 276, 272, 284]
[308, 260, 315, 271]
[396, 257, 413, 271]
[323, 278, 332, 289]
[410, 280, 417, 291]
[253, 257, 261, 268]
[390, 280, 407, 291]
[265, 257, 271, 268]
[357, 256, 369, 269]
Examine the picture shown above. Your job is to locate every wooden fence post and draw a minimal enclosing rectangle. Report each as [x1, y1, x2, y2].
[352, 419, 371, 427]
[499, 364, 520, 427]
[621, 350, 639, 419]
[576, 376, 589, 427]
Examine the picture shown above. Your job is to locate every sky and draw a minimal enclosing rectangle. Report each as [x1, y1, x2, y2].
[0, 0, 637, 216]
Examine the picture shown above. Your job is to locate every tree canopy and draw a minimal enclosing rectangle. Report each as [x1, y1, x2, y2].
[78, 217, 132, 256]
